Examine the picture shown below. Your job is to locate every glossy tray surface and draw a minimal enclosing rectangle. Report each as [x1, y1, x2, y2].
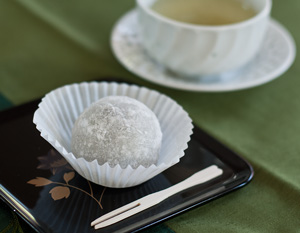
[0, 82, 253, 233]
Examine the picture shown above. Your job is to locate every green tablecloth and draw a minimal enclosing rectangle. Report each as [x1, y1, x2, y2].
[1, 0, 300, 232]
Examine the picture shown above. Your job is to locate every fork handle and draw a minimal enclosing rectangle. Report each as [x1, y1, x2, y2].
[156, 165, 223, 201]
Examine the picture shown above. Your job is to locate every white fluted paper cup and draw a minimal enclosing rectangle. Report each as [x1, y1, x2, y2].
[33, 82, 193, 188]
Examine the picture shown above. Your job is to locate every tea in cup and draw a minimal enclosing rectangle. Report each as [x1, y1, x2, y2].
[136, 0, 272, 78]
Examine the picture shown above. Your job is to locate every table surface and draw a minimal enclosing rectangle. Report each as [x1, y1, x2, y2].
[0, 0, 300, 232]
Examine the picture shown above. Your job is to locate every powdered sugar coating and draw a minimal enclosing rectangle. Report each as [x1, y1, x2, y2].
[71, 96, 162, 169]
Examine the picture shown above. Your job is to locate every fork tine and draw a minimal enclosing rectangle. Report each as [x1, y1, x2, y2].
[91, 200, 140, 227]
[94, 202, 148, 229]
[92, 191, 161, 228]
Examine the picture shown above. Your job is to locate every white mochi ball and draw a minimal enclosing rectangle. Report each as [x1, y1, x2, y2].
[71, 96, 162, 169]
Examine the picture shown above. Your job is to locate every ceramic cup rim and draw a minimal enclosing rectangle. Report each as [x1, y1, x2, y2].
[136, 0, 272, 31]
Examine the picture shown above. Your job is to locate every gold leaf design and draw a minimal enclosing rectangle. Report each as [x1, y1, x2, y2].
[27, 177, 53, 187]
[63, 171, 75, 184]
[49, 186, 70, 201]
[28, 149, 105, 209]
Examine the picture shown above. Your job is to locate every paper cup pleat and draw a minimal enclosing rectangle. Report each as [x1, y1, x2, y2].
[33, 82, 193, 188]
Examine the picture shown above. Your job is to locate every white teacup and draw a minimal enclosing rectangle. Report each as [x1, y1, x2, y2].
[136, 0, 272, 78]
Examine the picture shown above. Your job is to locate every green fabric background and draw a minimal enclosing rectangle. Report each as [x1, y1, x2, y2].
[1, 0, 300, 232]
[0, 94, 11, 111]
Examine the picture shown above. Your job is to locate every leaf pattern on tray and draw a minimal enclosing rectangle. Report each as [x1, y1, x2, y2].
[37, 149, 73, 175]
[27, 149, 105, 209]
[27, 177, 53, 186]
[49, 186, 71, 200]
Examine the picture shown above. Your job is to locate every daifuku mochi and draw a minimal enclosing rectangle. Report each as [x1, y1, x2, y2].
[71, 96, 162, 169]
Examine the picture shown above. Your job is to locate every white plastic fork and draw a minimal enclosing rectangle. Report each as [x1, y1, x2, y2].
[91, 165, 223, 229]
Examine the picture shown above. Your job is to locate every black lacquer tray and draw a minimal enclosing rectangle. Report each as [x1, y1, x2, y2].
[0, 80, 253, 233]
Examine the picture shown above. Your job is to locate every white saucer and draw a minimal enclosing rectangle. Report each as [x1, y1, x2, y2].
[111, 9, 296, 92]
